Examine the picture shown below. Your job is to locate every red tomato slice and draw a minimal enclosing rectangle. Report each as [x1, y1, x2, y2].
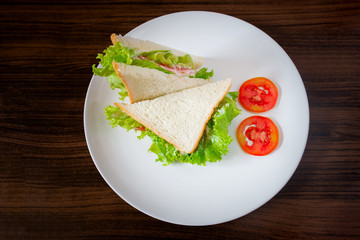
[237, 116, 279, 156]
[239, 77, 278, 112]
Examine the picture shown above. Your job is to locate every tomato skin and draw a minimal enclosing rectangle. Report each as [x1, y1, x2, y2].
[237, 116, 279, 156]
[239, 77, 278, 113]
[135, 126, 146, 131]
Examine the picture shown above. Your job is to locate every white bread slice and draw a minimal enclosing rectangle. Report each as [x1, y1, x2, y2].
[114, 78, 232, 153]
[112, 61, 210, 103]
[111, 34, 204, 69]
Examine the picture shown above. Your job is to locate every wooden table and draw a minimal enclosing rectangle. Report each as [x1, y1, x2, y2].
[1, 1, 359, 239]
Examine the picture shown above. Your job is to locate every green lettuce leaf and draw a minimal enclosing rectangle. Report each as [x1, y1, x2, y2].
[105, 73, 128, 101]
[92, 42, 136, 100]
[191, 67, 214, 79]
[131, 58, 173, 74]
[92, 42, 135, 77]
[141, 50, 195, 69]
[105, 92, 241, 165]
[105, 105, 143, 130]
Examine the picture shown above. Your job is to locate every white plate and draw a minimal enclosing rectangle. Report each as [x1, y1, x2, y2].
[84, 11, 309, 226]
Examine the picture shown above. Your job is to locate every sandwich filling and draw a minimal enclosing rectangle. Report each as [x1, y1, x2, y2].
[137, 55, 196, 76]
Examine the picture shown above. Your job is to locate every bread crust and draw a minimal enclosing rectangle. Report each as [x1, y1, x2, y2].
[112, 61, 137, 104]
[110, 33, 118, 45]
[186, 81, 231, 153]
[114, 79, 232, 154]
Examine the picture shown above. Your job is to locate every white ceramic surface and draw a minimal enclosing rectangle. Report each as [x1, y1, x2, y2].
[84, 11, 309, 226]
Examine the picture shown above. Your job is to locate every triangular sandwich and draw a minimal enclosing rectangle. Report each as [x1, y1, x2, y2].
[112, 62, 210, 103]
[114, 78, 232, 153]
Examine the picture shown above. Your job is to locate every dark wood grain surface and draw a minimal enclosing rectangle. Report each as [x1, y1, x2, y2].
[1, 0, 359, 239]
